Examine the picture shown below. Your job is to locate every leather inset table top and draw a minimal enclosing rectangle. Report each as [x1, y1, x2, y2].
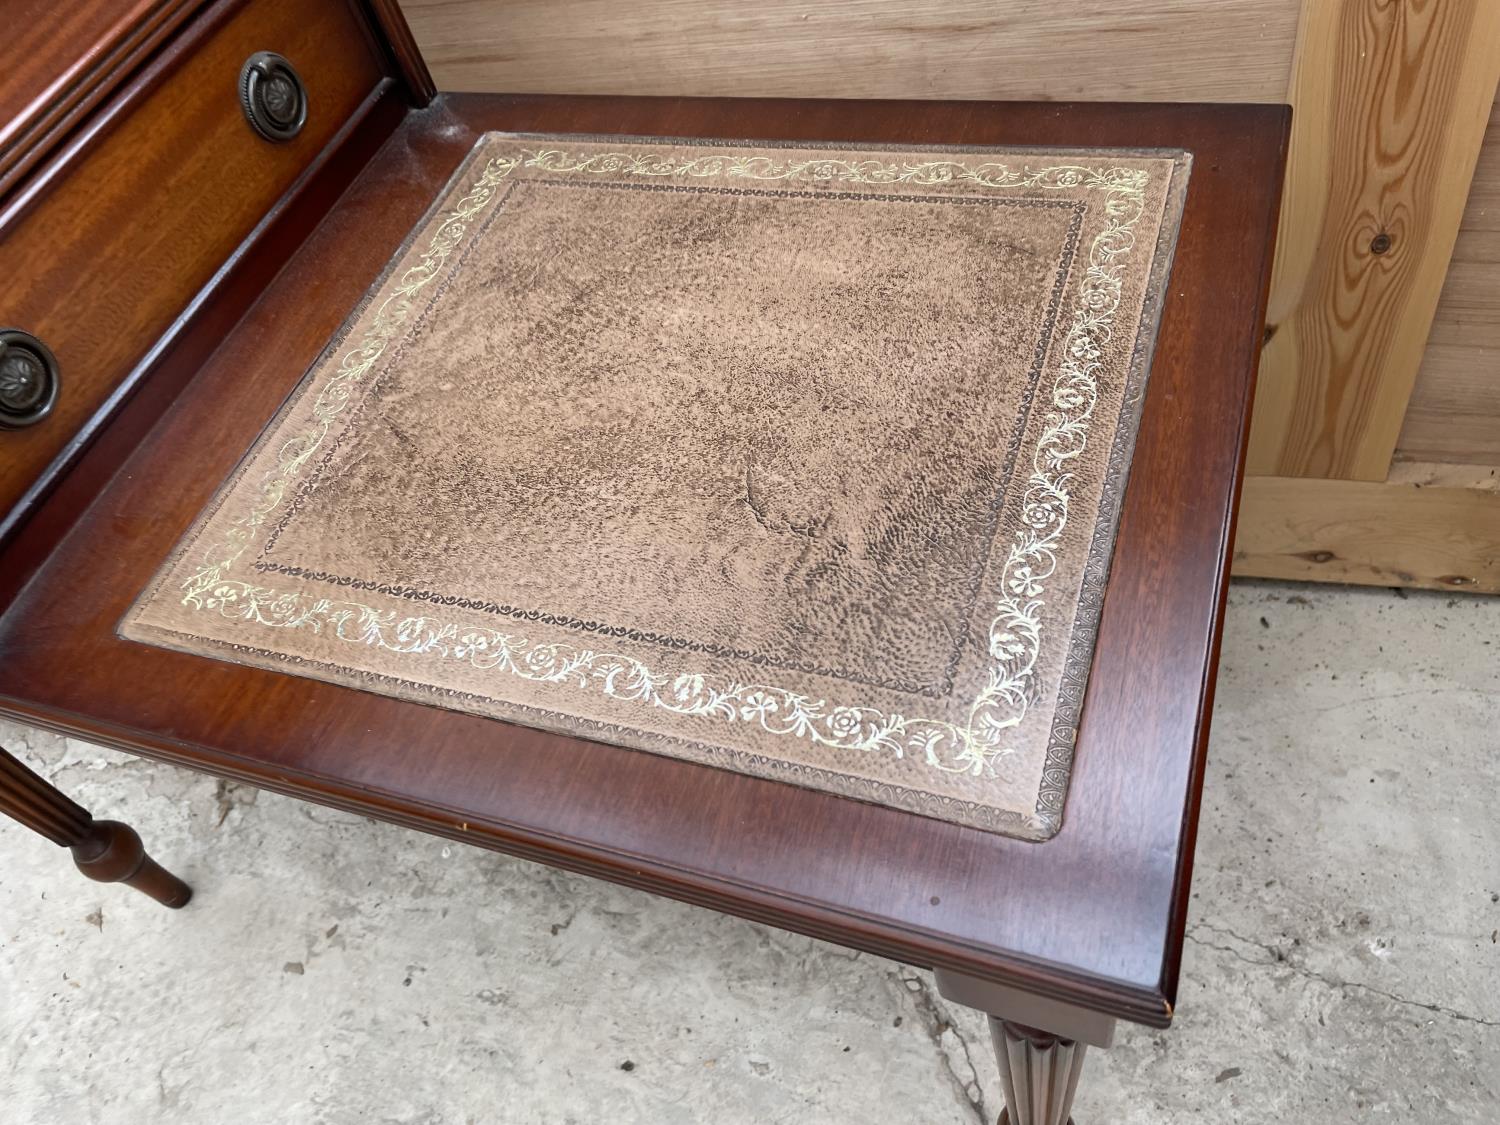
[123, 133, 1189, 839]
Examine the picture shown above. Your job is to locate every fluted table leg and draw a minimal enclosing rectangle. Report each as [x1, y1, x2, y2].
[0, 743, 191, 908]
[933, 968, 1114, 1125]
[992, 1018, 1085, 1125]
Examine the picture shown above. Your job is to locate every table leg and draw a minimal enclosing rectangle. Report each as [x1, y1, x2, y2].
[933, 968, 1114, 1125]
[991, 1018, 1085, 1125]
[0, 743, 192, 908]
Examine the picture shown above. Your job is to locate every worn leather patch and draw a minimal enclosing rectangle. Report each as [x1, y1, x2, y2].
[123, 134, 1190, 839]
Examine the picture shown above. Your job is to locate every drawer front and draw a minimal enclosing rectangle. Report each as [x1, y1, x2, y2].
[0, 0, 386, 525]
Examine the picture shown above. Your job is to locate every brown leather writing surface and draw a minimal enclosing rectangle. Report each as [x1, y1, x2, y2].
[123, 132, 1188, 838]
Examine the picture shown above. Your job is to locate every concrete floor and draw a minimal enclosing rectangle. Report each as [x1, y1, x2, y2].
[2, 579, 1497, 1124]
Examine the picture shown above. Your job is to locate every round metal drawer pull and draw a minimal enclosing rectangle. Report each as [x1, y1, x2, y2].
[239, 51, 307, 142]
[0, 329, 60, 430]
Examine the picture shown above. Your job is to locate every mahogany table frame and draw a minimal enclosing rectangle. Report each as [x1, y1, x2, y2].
[0, 90, 1289, 1122]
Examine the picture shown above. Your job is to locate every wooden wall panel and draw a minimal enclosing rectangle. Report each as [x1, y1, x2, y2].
[1397, 89, 1500, 467]
[1245, 0, 1500, 483]
[398, 0, 1301, 102]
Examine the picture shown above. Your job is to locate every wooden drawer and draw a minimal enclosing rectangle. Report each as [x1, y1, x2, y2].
[0, 0, 386, 529]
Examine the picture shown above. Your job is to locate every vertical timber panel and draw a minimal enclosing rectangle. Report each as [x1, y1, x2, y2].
[1246, 0, 1500, 482]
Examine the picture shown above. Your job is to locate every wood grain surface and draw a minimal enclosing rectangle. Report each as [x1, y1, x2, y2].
[0, 95, 1289, 1028]
[1384, 458, 1500, 493]
[397, 0, 1301, 102]
[1398, 88, 1500, 468]
[1247, 0, 1500, 482]
[0, 0, 206, 197]
[0, 0, 384, 538]
[1234, 472, 1500, 593]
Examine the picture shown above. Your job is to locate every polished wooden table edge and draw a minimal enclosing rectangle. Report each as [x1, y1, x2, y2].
[0, 94, 1290, 1032]
[1158, 124, 1293, 1016]
[0, 696, 1175, 1027]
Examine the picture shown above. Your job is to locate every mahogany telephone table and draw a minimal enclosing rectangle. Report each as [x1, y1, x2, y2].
[0, 3, 1288, 1121]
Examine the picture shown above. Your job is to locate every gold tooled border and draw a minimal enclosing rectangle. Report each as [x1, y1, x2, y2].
[124, 134, 1190, 839]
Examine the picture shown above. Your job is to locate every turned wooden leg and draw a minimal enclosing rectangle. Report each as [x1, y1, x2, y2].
[0, 743, 192, 908]
[992, 1018, 1085, 1125]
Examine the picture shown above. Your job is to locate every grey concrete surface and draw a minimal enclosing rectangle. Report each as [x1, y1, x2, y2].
[2, 579, 1497, 1124]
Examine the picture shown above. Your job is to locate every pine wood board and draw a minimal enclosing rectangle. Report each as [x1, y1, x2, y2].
[1246, 0, 1500, 483]
[1385, 459, 1500, 492]
[1233, 474, 1500, 594]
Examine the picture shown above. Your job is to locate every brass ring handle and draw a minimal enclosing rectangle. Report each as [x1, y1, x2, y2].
[239, 51, 308, 143]
[0, 329, 60, 430]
